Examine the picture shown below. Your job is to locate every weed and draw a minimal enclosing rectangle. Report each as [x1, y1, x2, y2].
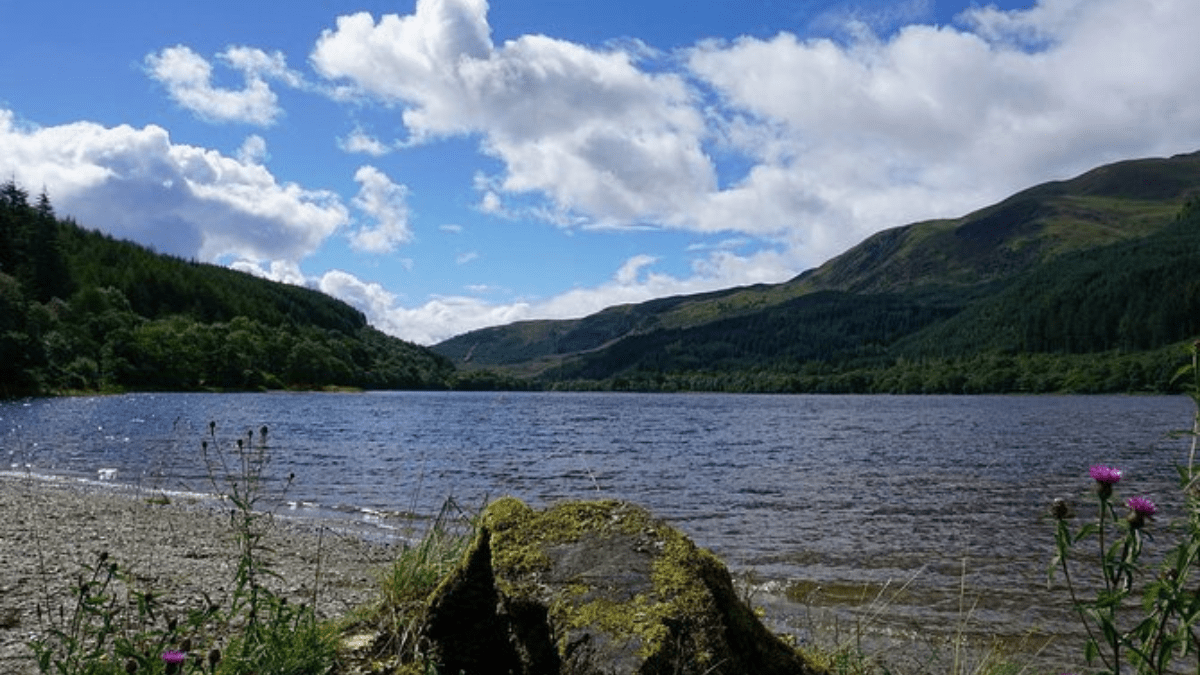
[28, 422, 337, 675]
[1048, 341, 1200, 675]
[338, 497, 474, 673]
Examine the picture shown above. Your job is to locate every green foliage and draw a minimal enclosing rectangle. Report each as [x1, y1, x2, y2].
[0, 180, 455, 396]
[902, 199, 1200, 357]
[339, 500, 474, 674]
[29, 423, 338, 675]
[1048, 344, 1200, 674]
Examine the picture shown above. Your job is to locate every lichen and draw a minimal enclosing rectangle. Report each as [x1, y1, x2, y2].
[486, 497, 652, 579]
[480, 497, 726, 663]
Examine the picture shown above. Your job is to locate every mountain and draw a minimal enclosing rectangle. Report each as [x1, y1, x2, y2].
[0, 181, 454, 397]
[432, 151, 1200, 393]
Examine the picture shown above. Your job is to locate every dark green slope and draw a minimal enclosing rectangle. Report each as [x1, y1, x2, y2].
[0, 183, 453, 396]
[62, 226, 367, 334]
[432, 150, 1200, 391]
[896, 199, 1200, 357]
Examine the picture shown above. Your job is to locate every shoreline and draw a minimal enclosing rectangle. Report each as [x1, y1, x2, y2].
[0, 473, 402, 675]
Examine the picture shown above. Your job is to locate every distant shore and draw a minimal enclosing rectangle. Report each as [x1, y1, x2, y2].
[0, 473, 400, 675]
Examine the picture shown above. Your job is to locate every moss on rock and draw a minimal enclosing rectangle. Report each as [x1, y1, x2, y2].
[419, 496, 824, 675]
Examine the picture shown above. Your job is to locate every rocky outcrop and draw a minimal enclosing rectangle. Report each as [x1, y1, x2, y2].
[419, 497, 822, 675]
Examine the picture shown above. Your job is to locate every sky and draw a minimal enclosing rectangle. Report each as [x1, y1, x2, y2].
[2, 0, 1199, 345]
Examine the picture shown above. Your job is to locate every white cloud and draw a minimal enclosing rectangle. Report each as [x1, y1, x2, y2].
[615, 254, 657, 285]
[455, 251, 479, 264]
[230, 259, 308, 285]
[222, 46, 305, 88]
[0, 109, 348, 263]
[317, 269, 399, 318]
[145, 45, 303, 125]
[349, 165, 413, 253]
[237, 134, 269, 164]
[338, 127, 392, 156]
[312, 0, 715, 229]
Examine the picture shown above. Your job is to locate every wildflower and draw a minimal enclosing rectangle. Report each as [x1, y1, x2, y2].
[1126, 496, 1157, 529]
[1090, 465, 1122, 499]
[163, 650, 186, 675]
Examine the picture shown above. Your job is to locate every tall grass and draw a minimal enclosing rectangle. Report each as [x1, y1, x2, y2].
[337, 497, 475, 674]
[28, 422, 338, 675]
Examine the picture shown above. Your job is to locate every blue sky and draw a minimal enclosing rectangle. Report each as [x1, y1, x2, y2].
[2, 0, 1199, 344]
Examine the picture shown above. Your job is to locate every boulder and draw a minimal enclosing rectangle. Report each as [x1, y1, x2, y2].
[419, 497, 822, 675]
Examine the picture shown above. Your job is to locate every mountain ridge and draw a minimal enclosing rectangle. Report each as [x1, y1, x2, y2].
[432, 150, 1200, 390]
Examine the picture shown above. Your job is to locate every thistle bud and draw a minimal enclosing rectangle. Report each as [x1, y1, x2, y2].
[1049, 498, 1074, 520]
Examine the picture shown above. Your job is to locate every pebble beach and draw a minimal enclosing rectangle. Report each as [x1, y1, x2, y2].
[0, 473, 401, 674]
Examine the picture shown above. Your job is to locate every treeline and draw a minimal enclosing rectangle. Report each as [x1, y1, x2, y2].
[542, 346, 1186, 394]
[0, 181, 454, 397]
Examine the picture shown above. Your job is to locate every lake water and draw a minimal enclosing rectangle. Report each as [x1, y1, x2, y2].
[2, 392, 1195, 667]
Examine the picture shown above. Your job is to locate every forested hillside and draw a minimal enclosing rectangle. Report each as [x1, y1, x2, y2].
[0, 181, 454, 397]
[534, 202, 1200, 394]
[434, 151, 1200, 394]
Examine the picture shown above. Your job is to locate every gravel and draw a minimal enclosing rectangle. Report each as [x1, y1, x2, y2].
[0, 473, 403, 674]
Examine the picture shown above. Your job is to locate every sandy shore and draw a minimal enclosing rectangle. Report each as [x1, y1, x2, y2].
[0, 473, 404, 675]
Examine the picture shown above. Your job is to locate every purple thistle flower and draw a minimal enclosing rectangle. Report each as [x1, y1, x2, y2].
[1127, 496, 1157, 516]
[1126, 496, 1157, 529]
[162, 650, 186, 664]
[1090, 465, 1123, 484]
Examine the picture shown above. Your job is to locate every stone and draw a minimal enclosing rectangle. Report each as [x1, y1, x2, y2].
[419, 497, 822, 675]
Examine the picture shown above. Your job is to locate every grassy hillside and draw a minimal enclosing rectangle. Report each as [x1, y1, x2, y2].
[0, 181, 454, 396]
[433, 151, 1200, 393]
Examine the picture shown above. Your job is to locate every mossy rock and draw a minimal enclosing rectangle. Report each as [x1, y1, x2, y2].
[420, 497, 822, 675]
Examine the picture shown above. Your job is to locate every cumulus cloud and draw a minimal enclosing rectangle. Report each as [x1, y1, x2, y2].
[338, 127, 392, 156]
[145, 45, 303, 125]
[237, 134, 269, 164]
[312, 0, 715, 229]
[349, 166, 413, 253]
[0, 109, 348, 263]
[230, 259, 308, 285]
